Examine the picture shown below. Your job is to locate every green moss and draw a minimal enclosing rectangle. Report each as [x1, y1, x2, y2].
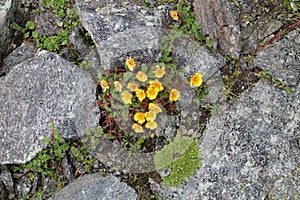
[154, 134, 201, 186]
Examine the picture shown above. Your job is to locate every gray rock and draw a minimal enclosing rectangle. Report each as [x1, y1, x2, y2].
[33, 11, 62, 36]
[0, 50, 98, 164]
[42, 179, 58, 200]
[203, 70, 225, 105]
[241, 19, 282, 55]
[77, 3, 165, 69]
[0, 42, 36, 76]
[15, 174, 31, 199]
[253, 29, 300, 86]
[84, 134, 156, 174]
[61, 155, 75, 182]
[151, 80, 299, 199]
[0, 0, 14, 63]
[173, 37, 225, 81]
[69, 26, 102, 76]
[193, 0, 241, 59]
[0, 165, 14, 192]
[0, 180, 8, 200]
[81, 48, 102, 78]
[50, 174, 137, 200]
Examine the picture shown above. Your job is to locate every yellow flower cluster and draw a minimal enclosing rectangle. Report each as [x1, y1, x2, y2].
[132, 103, 161, 133]
[99, 57, 204, 135]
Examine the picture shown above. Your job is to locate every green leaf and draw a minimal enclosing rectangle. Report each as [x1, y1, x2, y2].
[25, 21, 35, 30]
[285, 86, 292, 94]
[24, 32, 30, 39]
[123, 72, 133, 82]
[98, 73, 104, 81]
[41, 137, 51, 144]
[205, 36, 213, 48]
[141, 64, 148, 73]
[32, 31, 39, 39]
[12, 22, 22, 31]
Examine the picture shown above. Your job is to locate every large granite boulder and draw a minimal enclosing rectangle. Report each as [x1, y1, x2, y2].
[253, 29, 300, 86]
[76, 2, 165, 69]
[151, 80, 299, 199]
[50, 174, 137, 200]
[0, 50, 98, 164]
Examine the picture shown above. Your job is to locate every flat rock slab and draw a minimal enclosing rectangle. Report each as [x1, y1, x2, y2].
[152, 80, 299, 199]
[0, 50, 98, 164]
[253, 29, 300, 86]
[50, 174, 137, 200]
[77, 3, 164, 69]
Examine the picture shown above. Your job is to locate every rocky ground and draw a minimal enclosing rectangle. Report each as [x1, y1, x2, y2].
[0, 0, 299, 199]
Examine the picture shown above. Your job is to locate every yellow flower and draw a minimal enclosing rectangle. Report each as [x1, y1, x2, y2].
[135, 89, 146, 102]
[149, 103, 162, 113]
[100, 80, 109, 92]
[127, 82, 138, 92]
[113, 81, 122, 92]
[136, 71, 148, 82]
[169, 88, 180, 102]
[132, 123, 144, 133]
[146, 87, 159, 100]
[121, 90, 132, 104]
[190, 72, 203, 87]
[134, 112, 145, 124]
[146, 121, 158, 130]
[149, 79, 163, 92]
[144, 111, 156, 122]
[150, 133, 155, 138]
[154, 65, 165, 78]
[126, 57, 136, 71]
[170, 11, 179, 21]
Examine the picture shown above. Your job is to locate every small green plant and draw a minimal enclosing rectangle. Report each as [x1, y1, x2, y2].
[42, 0, 70, 18]
[33, 8, 79, 52]
[12, 3, 79, 52]
[284, 0, 299, 12]
[70, 145, 93, 172]
[194, 84, 209, 105]
[33, 29, 70, 52]
[173, 0, 205, 43]
[12, 21, 35, 39]
[12, 122, 93, 199]
[154, 134, 201, 186]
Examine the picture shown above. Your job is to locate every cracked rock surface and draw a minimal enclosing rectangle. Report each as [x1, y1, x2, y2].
[151, 80, 300, 199]
[0, 50, 98, 164]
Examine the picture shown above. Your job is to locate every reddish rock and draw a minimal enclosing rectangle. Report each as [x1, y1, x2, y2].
[193, 0, 241, 59]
